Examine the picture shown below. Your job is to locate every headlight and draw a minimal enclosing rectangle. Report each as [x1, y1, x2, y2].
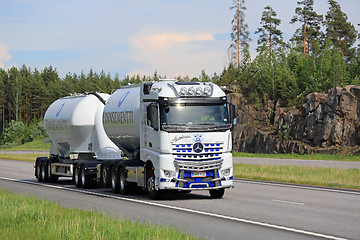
[196, 87, 203, 95]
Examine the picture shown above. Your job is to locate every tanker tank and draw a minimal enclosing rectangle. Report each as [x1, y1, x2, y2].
[44, 93, 121, 160]
[103, 86, 141, 158]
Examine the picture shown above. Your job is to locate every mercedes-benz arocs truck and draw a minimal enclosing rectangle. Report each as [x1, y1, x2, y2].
[35, 79, 236, 199]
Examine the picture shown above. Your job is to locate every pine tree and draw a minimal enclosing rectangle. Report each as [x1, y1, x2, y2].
[255, 6, 283, 98]
[229, 0, 251, 69]
[290, 0, 323, 56]
[325, 0, 358, 60]
[255, 6, 283, 56]
[0, 69, 7, 131]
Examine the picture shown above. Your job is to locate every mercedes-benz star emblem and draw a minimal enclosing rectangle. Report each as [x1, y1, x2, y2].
[193, 142, 204, 153]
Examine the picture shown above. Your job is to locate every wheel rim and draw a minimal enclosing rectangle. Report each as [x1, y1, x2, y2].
[102, 168, 107, 186]
[147, 177, 154, 192]
[81, 168, 85, 186]
[120, 172, 125, 191]
[47, 164, 51, 179]
[111, 170, 116, 189]
[41, 164, 46, 180]
[37, 164, 41, 178]
[75, 168, 79, 185]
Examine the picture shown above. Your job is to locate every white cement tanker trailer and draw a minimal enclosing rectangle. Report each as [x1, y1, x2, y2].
[35, 80, 236, 199]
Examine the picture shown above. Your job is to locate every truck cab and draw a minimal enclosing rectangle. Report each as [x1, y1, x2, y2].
[104, 79, 235, 198]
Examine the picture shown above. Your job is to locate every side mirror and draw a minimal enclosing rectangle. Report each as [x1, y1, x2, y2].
[230, 104, 236, 125]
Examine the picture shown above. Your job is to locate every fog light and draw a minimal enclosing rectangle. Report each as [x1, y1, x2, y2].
[163, 170, 176, 178]
[221, 168, 231, 176]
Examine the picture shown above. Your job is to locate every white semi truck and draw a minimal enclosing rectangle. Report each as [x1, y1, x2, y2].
[35, 80, 236, 199]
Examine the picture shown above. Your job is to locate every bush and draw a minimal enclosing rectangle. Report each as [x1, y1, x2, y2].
[1, 120, 25, 147]
[0, 120, 48, 148]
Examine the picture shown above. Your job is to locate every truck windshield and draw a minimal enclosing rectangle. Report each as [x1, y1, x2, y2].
[160, 103, 230, 131]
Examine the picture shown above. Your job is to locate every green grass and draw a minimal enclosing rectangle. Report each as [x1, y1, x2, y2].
[0, 188, 200, 240]
[0, 153, 42, 162]
[234, 164, 360, 190]
[2, 139, 51, 151]
[233, 152, 360, 162]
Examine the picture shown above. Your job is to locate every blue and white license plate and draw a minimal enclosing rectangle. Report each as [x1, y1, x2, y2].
[191, 172, 206, 178]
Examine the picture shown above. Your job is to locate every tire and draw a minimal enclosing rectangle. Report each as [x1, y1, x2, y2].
[146, 167, 161, 200]
[111, 167, 120, 193]
[47, 162, 58, 183]
[81, 165, 93, 189]
[119, 167, 128, 195]
[209, 188, 225, 199]
[102, 167, 110, 188]
[74, 165, 81, 188]
[182, 190, 192, 194]
[41, 160, 49, 183]
[36, 161, 43, 182]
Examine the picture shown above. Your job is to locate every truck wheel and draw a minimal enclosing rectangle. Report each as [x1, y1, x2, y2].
[81, 165, 93, 189]
[111, 167, 120, 193]
[74, 165, 81, 188]
[41, 160, 49, 183]
[102, 167, 110, 188]
[146, 168, 161, 200]
[36, 161, 43, 182]
[209, 188, 225, 199]
[47, 162, 58, 183]
[119, 168, 128, 195]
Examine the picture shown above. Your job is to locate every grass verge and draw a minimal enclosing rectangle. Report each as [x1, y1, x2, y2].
[233, 152, 360, 162]
[0, 153, 42, 162]
[234, 164, 360, 190]
[0, 188, 199, 240]
[2, 139, 50, 151]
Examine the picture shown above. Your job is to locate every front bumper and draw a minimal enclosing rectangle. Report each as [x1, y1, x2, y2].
[158, 176, 233, 191]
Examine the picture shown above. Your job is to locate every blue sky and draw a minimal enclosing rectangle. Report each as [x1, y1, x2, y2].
[0, 0, 359, 78]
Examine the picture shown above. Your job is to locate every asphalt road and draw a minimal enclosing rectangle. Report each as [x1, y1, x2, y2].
[0, 159, 359, 240]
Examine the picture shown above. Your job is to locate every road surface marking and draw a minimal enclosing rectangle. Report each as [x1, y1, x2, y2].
[235, 179, 360, 195]
[0, 176, 347, 240]
[272, 199, 305, 206]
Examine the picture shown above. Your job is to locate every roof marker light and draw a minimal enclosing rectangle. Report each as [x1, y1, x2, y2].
[180, 87, 187, 96]
[188, 87, 195, 95]
[204, 86, 211, 96]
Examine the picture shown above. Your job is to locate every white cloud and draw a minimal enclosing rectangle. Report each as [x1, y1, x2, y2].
[131, 33, 214, 50]
[128, 32, 227, 77]
[0, 45, 12, 69]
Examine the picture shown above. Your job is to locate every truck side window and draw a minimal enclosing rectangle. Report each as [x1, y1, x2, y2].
[146, 104, 159, 131]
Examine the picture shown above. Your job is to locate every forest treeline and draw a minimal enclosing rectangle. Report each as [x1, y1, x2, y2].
[0, 0, 359, 147]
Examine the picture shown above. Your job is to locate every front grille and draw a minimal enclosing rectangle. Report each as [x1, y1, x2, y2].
[172, 142, 224, 171]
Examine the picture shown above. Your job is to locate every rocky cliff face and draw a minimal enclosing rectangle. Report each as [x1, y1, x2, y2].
[227, 85, 360, 154]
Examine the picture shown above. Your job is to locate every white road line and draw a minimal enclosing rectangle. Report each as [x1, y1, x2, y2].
[235, 179, 360, 195]
[0, 176, 348, 240]
[272, 199, 305, 206]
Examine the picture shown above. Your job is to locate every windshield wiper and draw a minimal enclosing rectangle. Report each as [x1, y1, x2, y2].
[164, 123, 187, 126]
